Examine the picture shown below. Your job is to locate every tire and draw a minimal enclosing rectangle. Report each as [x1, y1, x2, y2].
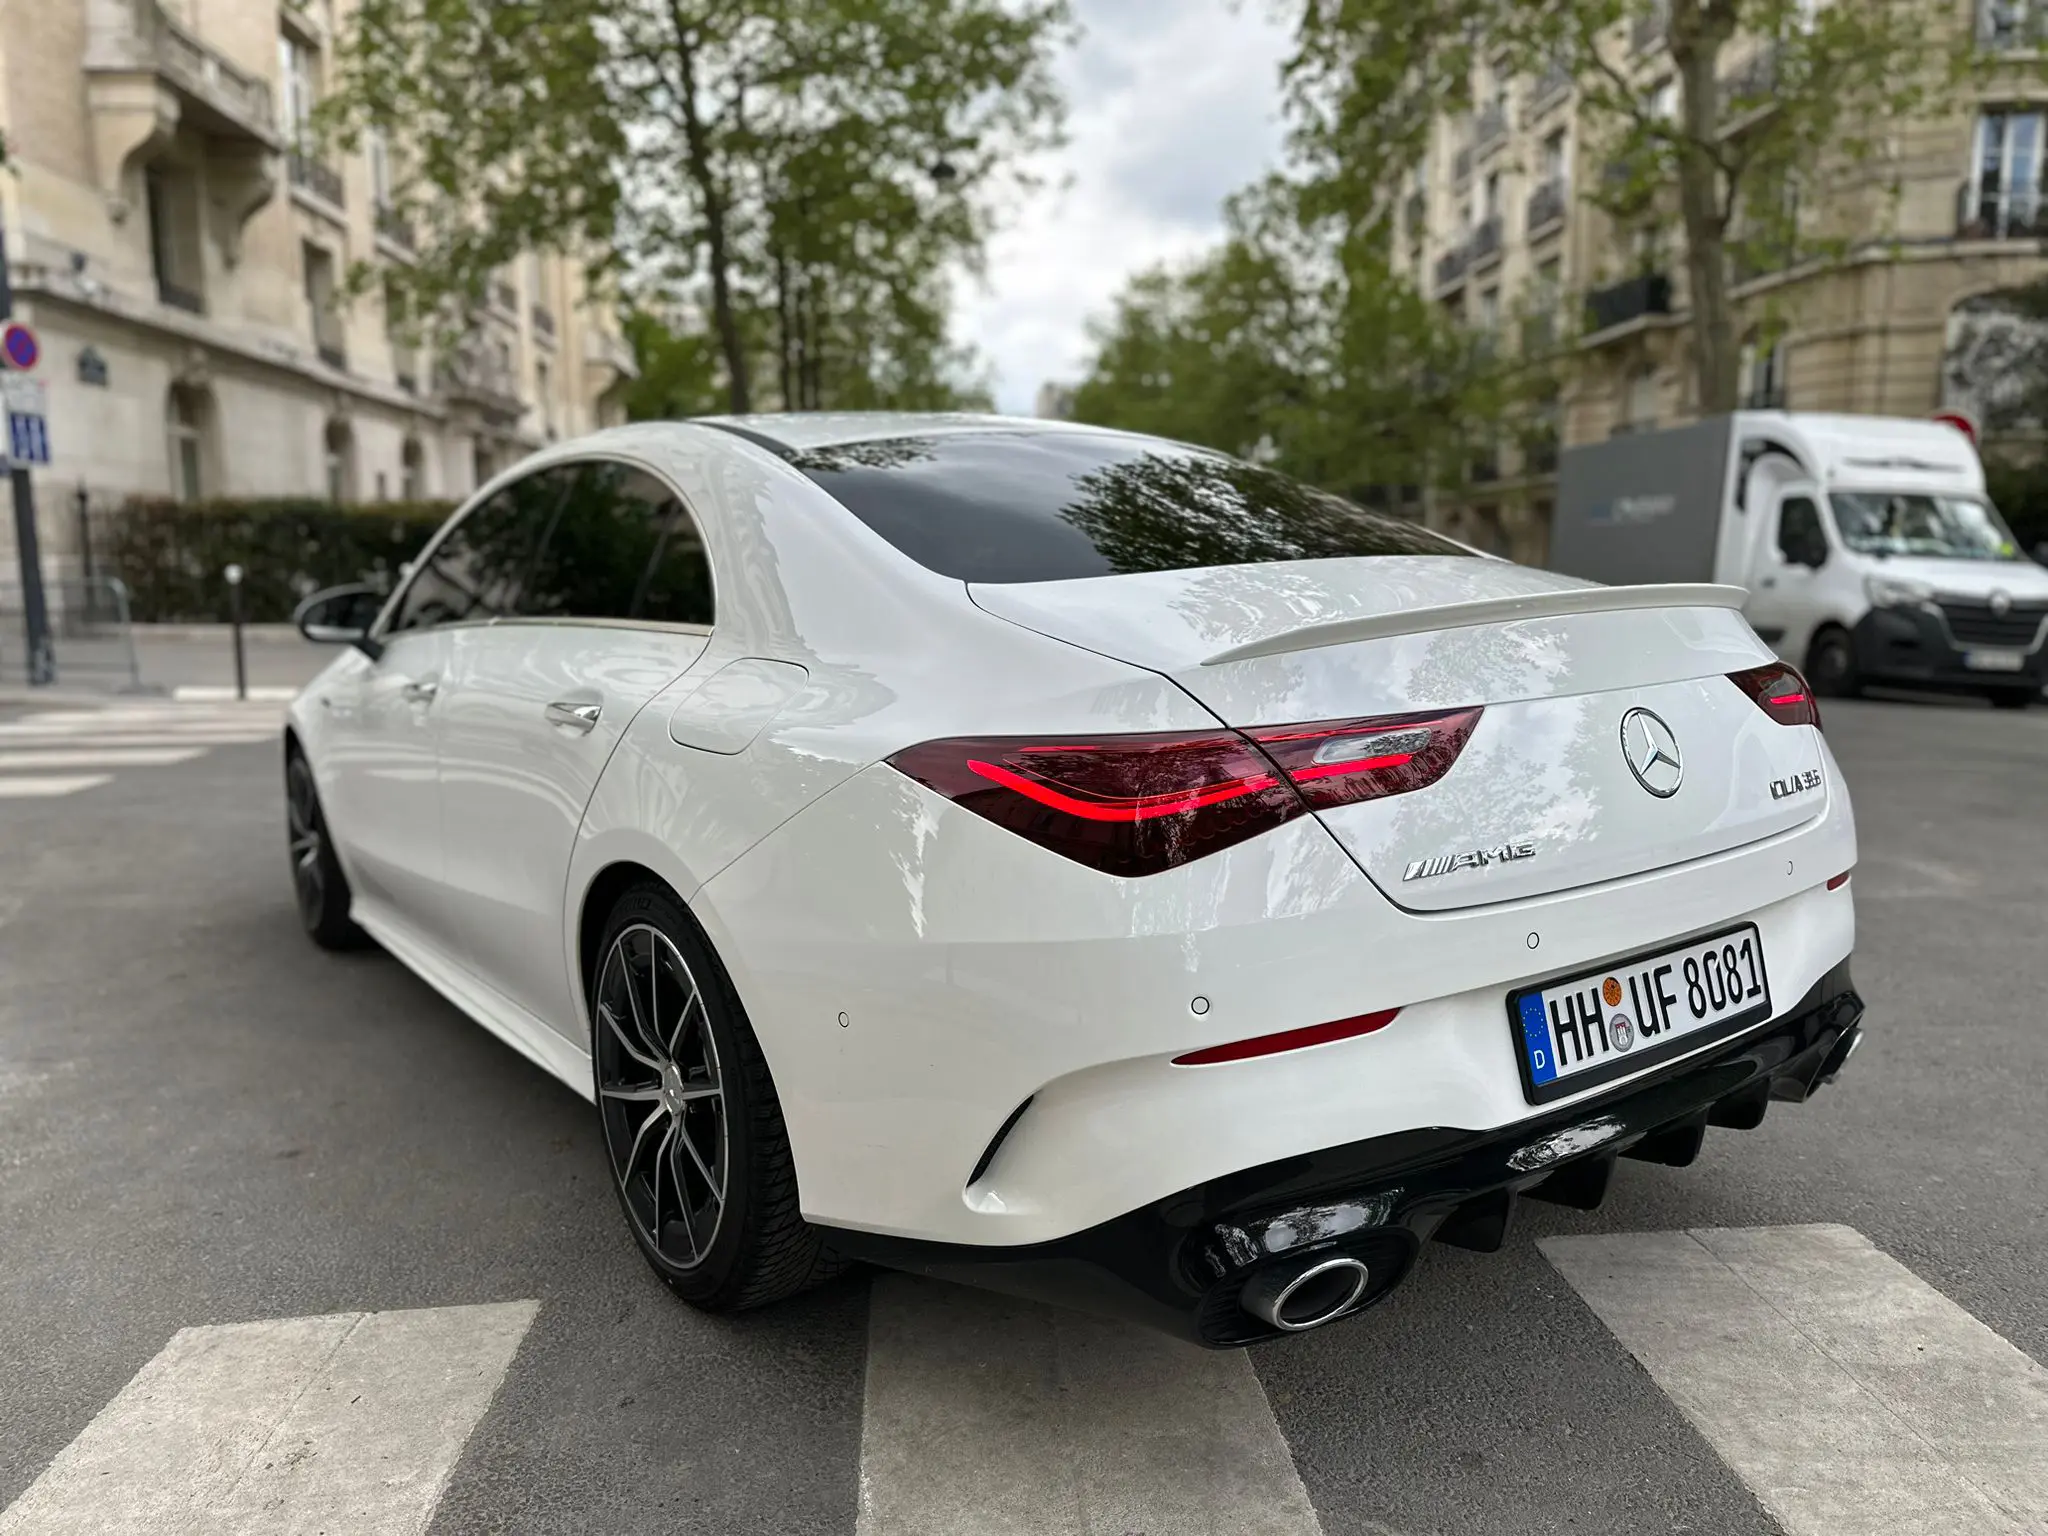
[286, 750, 370, 951]
[1805, 626, 1861, 699]
[589, 881, 840, 1311]
[1988, 688, 2035, 711]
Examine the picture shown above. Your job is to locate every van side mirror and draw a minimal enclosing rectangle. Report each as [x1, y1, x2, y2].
[294, 583, 385, 659]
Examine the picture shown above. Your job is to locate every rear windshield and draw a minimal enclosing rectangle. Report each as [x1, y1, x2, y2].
[788, 431, 1470, 583]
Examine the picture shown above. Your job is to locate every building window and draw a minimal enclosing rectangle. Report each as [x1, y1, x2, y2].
[1621, 366, 1660, 435]
[278, 34, 319, 148]
[402, 438, 426, 501]
[368, 128, 392, 208]
[1543, 129, 1569, 187]
[1970, 110, 2045, 238]
[536, 357, 555, 438]
[145, 164, 205, 313]
[304, 243, 346, 369]
[167, 386, 208, 501]
[324, 418, 355, 503]
[1980, 1, 2048, 51]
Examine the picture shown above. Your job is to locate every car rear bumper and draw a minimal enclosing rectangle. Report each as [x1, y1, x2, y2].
[823, 960, 1864, 1347]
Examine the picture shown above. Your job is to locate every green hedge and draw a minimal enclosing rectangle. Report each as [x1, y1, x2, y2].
[1985, 457, 2048, 557]
[99, 498, 456, 624]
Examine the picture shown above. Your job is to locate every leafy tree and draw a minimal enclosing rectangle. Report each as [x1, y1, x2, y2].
[1074, 180, 1545, 504]
[1279, 0, 1999, 415]
[325, 0, 1069, 412]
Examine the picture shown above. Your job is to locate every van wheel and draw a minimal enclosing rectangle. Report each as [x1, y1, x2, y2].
[1805, 627, 1861, 699]
[1988, 688, 2034, 711]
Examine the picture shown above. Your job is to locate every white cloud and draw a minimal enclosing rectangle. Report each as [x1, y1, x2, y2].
[956, 0, 1292, 414]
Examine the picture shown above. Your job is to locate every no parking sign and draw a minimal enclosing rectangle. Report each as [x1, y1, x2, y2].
[3, 323, 40, 373]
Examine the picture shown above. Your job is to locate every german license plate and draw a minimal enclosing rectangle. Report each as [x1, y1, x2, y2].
[1508, 925, 1772, 1104]
[1965, 649, 2027, 672]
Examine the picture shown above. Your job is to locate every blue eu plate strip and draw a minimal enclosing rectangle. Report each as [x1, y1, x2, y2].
[1519, 993, 1558, 1085]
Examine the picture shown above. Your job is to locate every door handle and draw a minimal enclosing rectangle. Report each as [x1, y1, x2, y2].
[546, 700, 602, 733]
[401, 679, 439, 704]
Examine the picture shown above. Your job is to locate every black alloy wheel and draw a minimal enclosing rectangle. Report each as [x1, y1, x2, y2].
[1805, 626, 1861, 699]
[590, 883, 839, 1310]
[286, 752, 368, 950]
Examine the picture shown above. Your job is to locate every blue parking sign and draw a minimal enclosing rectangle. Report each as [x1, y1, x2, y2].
[10, 412, 50, 464]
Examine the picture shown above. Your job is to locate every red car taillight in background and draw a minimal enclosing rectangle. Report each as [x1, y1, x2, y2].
[886, 707, 1483, 876]
[1727, 663, 1822, 728]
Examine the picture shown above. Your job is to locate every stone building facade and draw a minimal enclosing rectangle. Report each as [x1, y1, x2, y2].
[0, 0, 637, 587]
[1392, 0, 2048, 564]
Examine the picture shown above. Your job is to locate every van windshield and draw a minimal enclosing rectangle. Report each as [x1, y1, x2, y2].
[1828, 492, 2025, 562]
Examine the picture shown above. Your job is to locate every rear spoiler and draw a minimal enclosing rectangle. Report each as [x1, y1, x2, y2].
[1200, 584, 1749, 667]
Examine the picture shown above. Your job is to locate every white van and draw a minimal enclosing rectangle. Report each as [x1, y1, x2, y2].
[1552, 412, 2048, 708]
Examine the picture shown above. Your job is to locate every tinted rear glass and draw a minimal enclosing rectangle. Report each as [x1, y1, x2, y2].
[789, 431, 1469, 583]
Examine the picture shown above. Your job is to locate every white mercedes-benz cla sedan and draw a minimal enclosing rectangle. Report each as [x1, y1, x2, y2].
[285, 413, 1863, 1344]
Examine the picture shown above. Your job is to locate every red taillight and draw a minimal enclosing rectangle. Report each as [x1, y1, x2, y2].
[1827, 871, 1851, 891]
[887, 706, 1483, 876]
[1174, 1008, 1401, 1066]
[887, 731, 1303, 877]
[1728, 664, 1822, 729]
[1245, 706, 1485, 810]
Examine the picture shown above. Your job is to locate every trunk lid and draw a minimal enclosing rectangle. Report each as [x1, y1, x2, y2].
[971, 557, 1829, 909]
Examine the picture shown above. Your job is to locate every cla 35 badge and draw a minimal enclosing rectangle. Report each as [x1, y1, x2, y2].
[1771, 768, 1823, 801]
[1403, 840, 1537, 882]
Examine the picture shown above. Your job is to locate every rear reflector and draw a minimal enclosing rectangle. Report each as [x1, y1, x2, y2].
[1827, 871, 1851, 891]
[1173, 1008, 1401, 1066]
[888, 706, 1483, 877]
[1727, 664, 1822, 728]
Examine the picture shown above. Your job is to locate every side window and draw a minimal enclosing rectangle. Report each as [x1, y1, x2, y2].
[515, 461, 715, 625]
[388, 469, 570, 633]
[1777, 496, 1827, 568]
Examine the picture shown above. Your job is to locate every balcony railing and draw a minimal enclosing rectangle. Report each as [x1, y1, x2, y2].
[581, 328, 639, 380]
[1526, 177, 1568, 234]
[1958, 184, 2048, 240]
[1980, 0, 2048, 49]
[1474, 103, 1509, 157]
[85, 0, 279, 147]
[1718, 44, 1781, 125]
[376, 205, 414, 251]
[440, 336, 523, 410]
[532, 305, 558, 343]
[289, 151, 345, 207]
[1436, 243, 1472, 292]
[1586, 272, 1674, 333]
[1632, 0, 1670, 53]
[1469, 215, 1504, 268]
[1527, 63, 1573, 120]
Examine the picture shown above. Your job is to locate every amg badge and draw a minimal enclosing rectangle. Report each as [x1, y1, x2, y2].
[1404, 841, 1538, 882]
[1770, 768, 1823, 801]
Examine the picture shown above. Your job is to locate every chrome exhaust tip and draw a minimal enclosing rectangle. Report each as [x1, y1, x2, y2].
[1239, 1254, 1372, 1333]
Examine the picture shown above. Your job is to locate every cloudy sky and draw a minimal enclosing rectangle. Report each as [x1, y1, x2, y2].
[956, 0, 1294, 414]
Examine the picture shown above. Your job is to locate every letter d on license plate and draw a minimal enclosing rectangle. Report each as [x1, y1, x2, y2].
[1507, 924, 1772, 1105]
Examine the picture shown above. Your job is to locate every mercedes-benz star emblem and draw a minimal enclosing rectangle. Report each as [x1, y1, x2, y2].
[1991, 589, 2013, 618]
[1620, 707, 1683, 798]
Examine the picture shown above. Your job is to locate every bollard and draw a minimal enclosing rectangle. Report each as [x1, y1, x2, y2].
[225, 563, 247, 702]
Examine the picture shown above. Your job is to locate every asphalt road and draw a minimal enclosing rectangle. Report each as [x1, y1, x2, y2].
[0, 693, 2043, 1535]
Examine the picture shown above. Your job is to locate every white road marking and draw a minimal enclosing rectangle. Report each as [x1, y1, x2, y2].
[0, 1301, 537, 1535]
[0, 775, 111, 799]
[0, 733, 278, 749]
[1542, 1224, 2048, 1536]
[857, 1276, 1323, 1536]
[0, 748, 206, 770]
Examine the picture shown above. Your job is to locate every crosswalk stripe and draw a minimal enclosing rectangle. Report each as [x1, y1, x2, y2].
[0, 1301, 538, 1535]
[856, 1276, 1323, 1536]
[1542, 1224, 2048, 1536]
[172, 685, 302, 702]
[0, 775, 111, 799]
[0, 721, 282, 738]
[0, 748, 206, 770]
[0, 732, 278, 749]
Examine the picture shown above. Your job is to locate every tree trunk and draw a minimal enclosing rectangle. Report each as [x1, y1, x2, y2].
[775, 243, 794, 410]
[671, 19, 752, 414]
[1671, 2, 1740, 415]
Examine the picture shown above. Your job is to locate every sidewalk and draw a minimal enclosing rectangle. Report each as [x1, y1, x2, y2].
[0, 626, 333, 701]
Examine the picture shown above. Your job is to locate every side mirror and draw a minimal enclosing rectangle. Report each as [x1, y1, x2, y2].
[294, 583, 385, 658]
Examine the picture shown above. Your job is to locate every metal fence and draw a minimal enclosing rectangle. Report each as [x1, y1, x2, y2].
[0, 576, 147, 691]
